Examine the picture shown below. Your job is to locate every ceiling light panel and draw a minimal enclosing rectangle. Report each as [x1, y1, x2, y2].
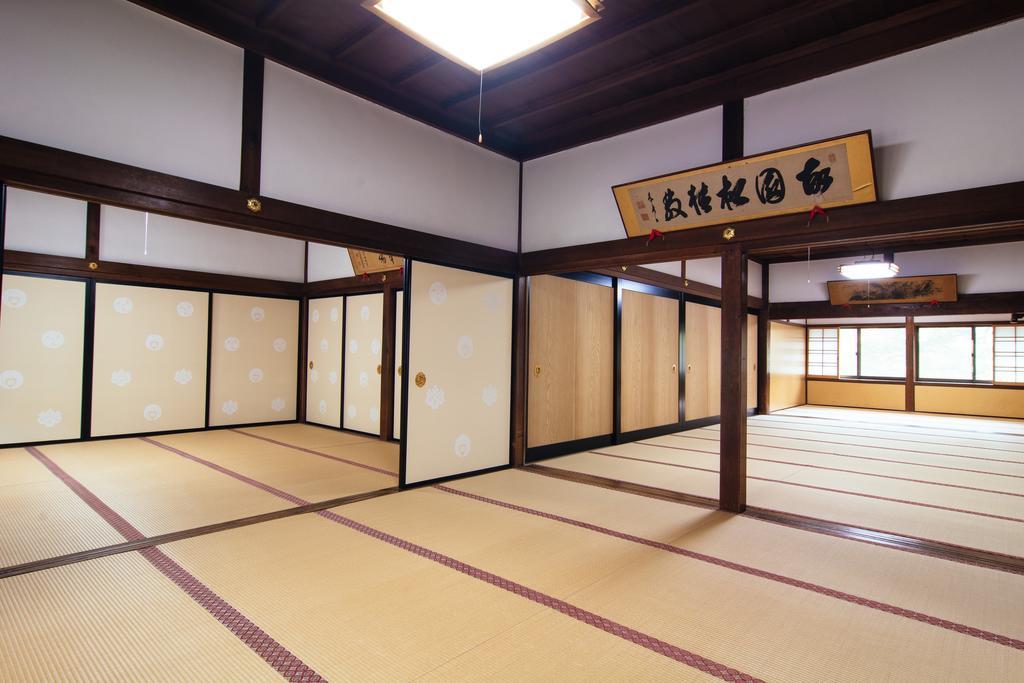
[367, 0, 598, 72]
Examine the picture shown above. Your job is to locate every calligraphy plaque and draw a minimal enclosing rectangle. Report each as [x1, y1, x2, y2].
[348, 249, 401, 276]
[827, 274, 958, 305]
[612, 131, 876, 238]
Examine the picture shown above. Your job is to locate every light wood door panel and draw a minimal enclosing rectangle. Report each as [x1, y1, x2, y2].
[574, 281, 614, 438]
[769, 321, 807, 411]
[621, 289, 679, 433]
[528, 276, 576, 447]
[527, 276, 613, 447]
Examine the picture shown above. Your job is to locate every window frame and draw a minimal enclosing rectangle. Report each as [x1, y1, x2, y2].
[993, 324, 1024, 386]
[915, 324, 987, 384]
[806, 324, 906, 381]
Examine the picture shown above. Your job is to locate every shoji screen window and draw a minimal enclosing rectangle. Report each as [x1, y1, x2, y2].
[808, 326, 905, 379]
[995, 326, 1024, 384]
[807, 328, 838, 377]
[918, 326, 994, 383]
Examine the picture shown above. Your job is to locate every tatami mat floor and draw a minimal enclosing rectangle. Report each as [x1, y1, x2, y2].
[0, 424, 398, 569]
[3, 444, 1023, 681]
[544, 407, 1024, 558]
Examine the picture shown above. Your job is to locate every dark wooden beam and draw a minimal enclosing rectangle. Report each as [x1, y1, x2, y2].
[519, 0, 1024, 158]
[297, 295, 308, 422]
[511, 276, 528, 467]
[520, 181, 1024, 275]
[380, 282, 396, 442]
[722, 100, 744, 162]
[592, 265, 763, 308]
[905, 316, 916, 412]
[304, 269, 404, 297]
[254, 0, 295, 27]
[85, 202, 100, 262]
[0, 135, 517, 274]
[330, 22, 385, 61]
[390, 54, 445, 87]
[719, 246, 748, 512]
[770, 291, 1024, 320]
[442, 0, 710, 110]
[757, 263, 770, 414]
[756, 229, 1024, 264]
[240, 50, 264, 196]
[490, 0, 846, 132]
[3, 250, 304, 297]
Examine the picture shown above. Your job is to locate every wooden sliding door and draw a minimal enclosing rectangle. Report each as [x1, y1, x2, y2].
[620, 287, 680, 434]
[684, 301, 722, 422]
[402, 261, 512, 486]
[527, 275, 614, 448]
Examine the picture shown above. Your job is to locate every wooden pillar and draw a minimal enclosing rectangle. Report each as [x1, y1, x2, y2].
[905, 316, 916, 412]
[239, 50, 264, 196]
[722, 100, 744, 162]
[380, 282, 396, 440]
[757, 263, 770, 414]
[720, 246, 748, 512]
[85, 203, 101, 263]
[510, 276, 528, 466]
[297, 297, 308, 423]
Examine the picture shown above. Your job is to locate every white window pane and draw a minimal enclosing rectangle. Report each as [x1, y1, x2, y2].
[918, 327, 973, 381]
[860, 328, 905, 378]
[975, 326, 993, 382]
[838, 328, 858, 377]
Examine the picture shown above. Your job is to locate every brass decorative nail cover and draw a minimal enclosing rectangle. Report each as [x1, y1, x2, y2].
[246, 197, 262, 213]
[88, 262, 99, 270]
[414, 371, 426, 388]
[722, 227, 736, 240]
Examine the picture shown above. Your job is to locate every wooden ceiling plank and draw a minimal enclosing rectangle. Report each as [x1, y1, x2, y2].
[390, 53, 445, 87]
[489, 0, 852, 131]
[520, 0, 1022, 157]
[330, 22, 386, 61]
[254, 0, 296, 28]
[440, 0, 714, 110]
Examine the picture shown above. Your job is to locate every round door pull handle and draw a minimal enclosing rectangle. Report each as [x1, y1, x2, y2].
[686, 364, 693, 373]
[308, 361, 314, 369]
[415, 371, 426, 388]
[534, 366, 542, 376]
[671, 364, 677, 372]
[397, 365, 403, 376]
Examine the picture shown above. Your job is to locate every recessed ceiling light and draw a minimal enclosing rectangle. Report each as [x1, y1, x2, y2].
[365, 0, 600, 72]
[838, 259, 900, 280]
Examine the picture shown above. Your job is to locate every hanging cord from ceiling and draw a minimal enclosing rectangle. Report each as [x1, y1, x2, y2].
[477, 70, 484, 144]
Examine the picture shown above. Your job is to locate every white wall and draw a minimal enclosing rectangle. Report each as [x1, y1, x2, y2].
[101, 206, 305, 282]
[261, 62, 519, 251]
[522, 107, 722, 252]
[3, 188, 88, 257]
[0, 0, 243, 188]
[770, 241, 1024, 303]
[747, 19, 1024, 201]
[307, 243, 355, 282]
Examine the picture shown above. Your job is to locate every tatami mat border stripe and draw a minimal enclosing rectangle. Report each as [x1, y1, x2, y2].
[637, 442, 1024, 497]
[664, 434, 1024, 481]
[315, 506, 763, 682]
[231, 429, 399, 477]
[434, 484, 1024, 651]
[590, 450, 1024, 524]
[27, 447, 146, 541]
[761, 413, 1024, 440]
[678, 432, 1024, 465]
[142, 437, 310, 505]
[522, 466, 1024, 573]
[26, 446, 326, 682]
[147, 441, 759, 680]
[741, 421, 1024, 452]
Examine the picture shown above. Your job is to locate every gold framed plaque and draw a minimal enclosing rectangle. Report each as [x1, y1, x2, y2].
[612, 131, 877, 238]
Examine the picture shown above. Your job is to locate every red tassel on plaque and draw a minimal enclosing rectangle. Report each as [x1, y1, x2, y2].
[646, 229, 664, 245]
[928, 299, 940, 308]
[807, 205, 828, 227]
[360, 272, 370, 281]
